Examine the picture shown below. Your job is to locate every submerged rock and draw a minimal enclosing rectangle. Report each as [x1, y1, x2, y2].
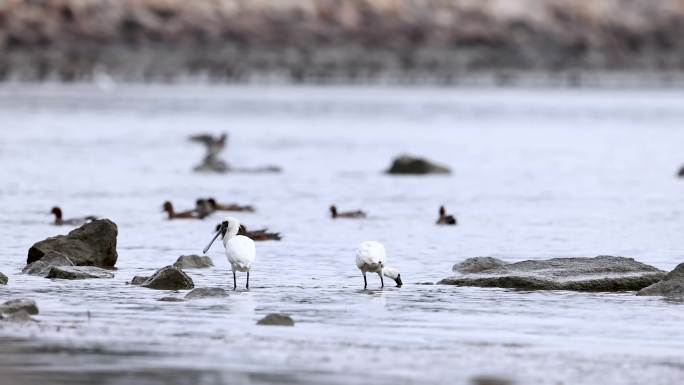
[439, 256, 665, 292]
[453, 257, 508, 274]
[0, 299, 39, 315]
[27, 219, 118, 268]
[45, 266, 114, 280]
[173, 255, 214, 269]
[386, 155, 450, 175]
[129, 276, 149, 285]
[1, 310, 37, 323]
[471, 375, 514, 385]
[141, 266, 194, 290]
[22, 251, 74, 276]
[0, 272, 7, 285]
[637, 263, 684, 297]
[257, 313, 295, 326]
[158, 297, 185, 302]
[185, 287, 228, 299]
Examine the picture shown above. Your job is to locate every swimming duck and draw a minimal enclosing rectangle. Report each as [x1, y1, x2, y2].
[355, 241, 402, 289]
[238, 225, 281, 241]
[194, 199, 213, 218]
[207, 198, 255, 213]
[162, 201, 202, 220]
[436, 206, 457, 225]
[50, 207, 97, 226]
[330, 205, 367, 219]
[203, 217, 255, 290]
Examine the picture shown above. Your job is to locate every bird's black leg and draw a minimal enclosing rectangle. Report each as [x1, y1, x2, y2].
[379, 272, 384, 288]
[233, 270, 237, 291]
[363, 273, 367, 290]
[246, 271, 250, 290]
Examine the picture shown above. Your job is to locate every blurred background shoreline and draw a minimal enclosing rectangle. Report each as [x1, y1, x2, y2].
[3, 0, 684, 86]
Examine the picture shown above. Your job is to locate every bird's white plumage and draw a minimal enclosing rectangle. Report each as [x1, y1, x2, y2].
[224, 235, 255, 272]
[356, 241, 385, 273]
[221, 216, 256, 272]
[382, 267, 399, 280]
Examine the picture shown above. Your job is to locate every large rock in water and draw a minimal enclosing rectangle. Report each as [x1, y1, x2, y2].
[27, 219, 118, 268]
[386, 155, 450, 175]
[22, 251, 74, 276]
[141, 266, 194, 290]
[45, 266, 114, 280]
[173, 255, 214, 269]
[256, 314, 295, 326]
[637, 263, 684, 297]
[453, 257, 508, 274]
[0, 272, 7, 285]
[439, 256, 665, 292]
[185, 287, 227, 299]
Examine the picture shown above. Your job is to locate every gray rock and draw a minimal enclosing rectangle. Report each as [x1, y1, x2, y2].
[158, 297, 186, 302]
[173, 255, 214, 269]
[1, 310, 37, 323]
[45, 266, 115, 280]
[453, 257, 508, 274]
[386, 155, 450, 175]
[0, 272, 7, 285]
[438, 256, 665, 292]
[185, 287, 227, 299]
[471, 376, 514, 385]
[27, 219, 118, 268]
[637, 262, 684, 297]
[0, 299, 39, 315]
[257, 313, 295, 326]
[129, 276, 149, 285]
[22, 251, 74, 276]
[141, 266, 194, 290]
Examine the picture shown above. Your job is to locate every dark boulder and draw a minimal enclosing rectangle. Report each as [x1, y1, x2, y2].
[129, 276, 149, 285]
[439, 256, 665, 292]
[158, 297, 185, 302]
[27, 219, 118, 268]
[185, 287, 227, 299]
[0, 272, 7, 285]
[257, 313, 294, 326]
[22, 251, 74, 276]
[173, 255, 214, 269]
[1, 310, 37, 323]
[453, 257, 508, 274]
[637, 262, 684, 297]
[141, 266, 194, 290]
[386, 155, 451, 175]
[0, 299, 39, 315]
[45, 266, 114, 280]
[678, 166, 684, 177]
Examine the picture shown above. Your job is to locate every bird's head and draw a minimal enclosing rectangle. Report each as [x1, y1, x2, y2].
[330, 205, 337, 218]
[162, 201, 173, 213]
[383, 267, 403, 287]
[439, 206, 446, 216]
[207, 198, 217, 209]
[50, 206, 62, 218]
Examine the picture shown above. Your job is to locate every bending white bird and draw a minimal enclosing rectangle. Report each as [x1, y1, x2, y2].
[203, 216, 256, 290]
[355, 241, 402, 289]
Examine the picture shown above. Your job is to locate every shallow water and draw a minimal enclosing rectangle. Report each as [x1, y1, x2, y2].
[1, 84, 683, 385]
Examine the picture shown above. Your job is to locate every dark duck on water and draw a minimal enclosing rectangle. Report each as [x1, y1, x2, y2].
[50, 206, 97, 226]
[436, 206, 457, 225]
[330, 205, 367, 219]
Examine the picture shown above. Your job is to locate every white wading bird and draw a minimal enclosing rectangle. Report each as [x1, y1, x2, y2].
[203, 217, 255, 290]
[355, 241, 402, 289]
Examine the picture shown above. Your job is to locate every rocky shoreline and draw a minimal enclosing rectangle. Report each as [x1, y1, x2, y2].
[2, 0, 684, 83]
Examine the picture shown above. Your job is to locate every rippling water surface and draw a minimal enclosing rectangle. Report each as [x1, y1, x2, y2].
[1, 84, 683, 385]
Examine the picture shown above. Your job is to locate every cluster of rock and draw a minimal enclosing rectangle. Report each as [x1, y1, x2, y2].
[3, 0, 684, 82]
[442, 256, 684, 297]
[22, 220, 118, 280]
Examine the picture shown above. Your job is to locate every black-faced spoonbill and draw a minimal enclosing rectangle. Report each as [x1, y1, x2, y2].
[355, 241, 402, 289]
[204, 217, 256, 290]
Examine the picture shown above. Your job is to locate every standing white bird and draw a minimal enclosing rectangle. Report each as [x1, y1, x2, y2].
[355, 241, 403, 289]
[203, 217, 256, 290]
